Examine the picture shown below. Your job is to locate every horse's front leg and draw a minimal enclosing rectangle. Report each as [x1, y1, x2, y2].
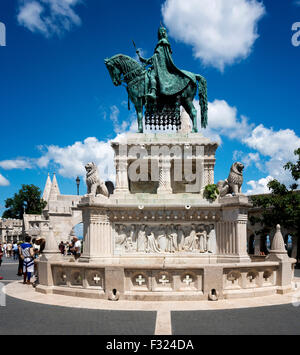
[135, 98, 144, 133]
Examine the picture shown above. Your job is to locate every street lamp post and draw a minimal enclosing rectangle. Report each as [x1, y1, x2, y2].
[76, 176, 80, 196]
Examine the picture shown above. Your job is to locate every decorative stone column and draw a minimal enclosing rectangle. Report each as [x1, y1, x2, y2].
[157, 157, 172, 194]
[43, 226, 60, 256]
[219, 195, 251, 262]
[114, 156, 129, 194]
[80, 208, 112, 261]
[207, 163, 215, 185]
[203, 164, 209, 186]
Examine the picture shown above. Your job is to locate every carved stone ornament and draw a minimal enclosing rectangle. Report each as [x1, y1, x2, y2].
[114, 223, 216, 255]
[85, 162, 109, 197]
[217, 162, 244, 197]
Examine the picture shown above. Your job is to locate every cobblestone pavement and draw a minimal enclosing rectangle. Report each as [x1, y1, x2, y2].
[1, 259, 299, 335]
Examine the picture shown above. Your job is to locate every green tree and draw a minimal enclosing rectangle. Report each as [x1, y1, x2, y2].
[2, 184, 47, 219]
[250, 149, 300, 262]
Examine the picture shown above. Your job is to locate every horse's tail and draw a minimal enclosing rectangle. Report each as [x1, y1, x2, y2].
[196, 75, 208, 129]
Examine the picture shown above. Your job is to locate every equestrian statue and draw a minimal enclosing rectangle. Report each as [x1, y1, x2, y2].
[105, 25, 208, 133]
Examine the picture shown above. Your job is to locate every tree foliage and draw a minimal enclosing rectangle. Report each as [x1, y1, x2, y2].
[203, 184, 219, 202]
[2, 184, 47, 219]
[250, 149, 300, 239]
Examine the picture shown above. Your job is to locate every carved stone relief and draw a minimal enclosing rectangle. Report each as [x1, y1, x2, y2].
[114, 223, 216, 254]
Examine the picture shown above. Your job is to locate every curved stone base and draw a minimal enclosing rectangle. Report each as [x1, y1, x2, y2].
[3, 279, 300, 311]
[36, 256, 295, 302]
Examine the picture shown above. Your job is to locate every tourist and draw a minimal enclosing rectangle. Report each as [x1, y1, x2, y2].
[32, 237, 45, 287]
[32, 238, 41, 257]
[13, 242, 19, 260]
[17, 242, 23, 276]
[71, 237, 81, 260]
[35, 237, 45, 254]
[3, 243, 7, 257]
[67, 241, 73, 255]
[20, 236, 35, 285]
[0, 243, 3, 280]
[6, 242, 12, 258]
[59, 241, 65, 255]
[65, 242, 69, 256]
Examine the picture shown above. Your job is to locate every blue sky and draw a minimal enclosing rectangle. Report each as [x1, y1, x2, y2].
[0, 0, 299, 216]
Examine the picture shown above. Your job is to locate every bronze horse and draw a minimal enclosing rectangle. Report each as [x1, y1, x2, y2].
[105, 54, 207, 133]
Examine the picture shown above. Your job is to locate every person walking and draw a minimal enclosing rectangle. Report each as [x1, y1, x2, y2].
[13, 242, 19, 260]
[20, 236, 35, 285]
[0, 243, 3, 280]
[17, 242, 23, 276]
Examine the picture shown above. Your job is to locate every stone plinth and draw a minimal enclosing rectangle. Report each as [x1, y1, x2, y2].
[37, 132, 296, 301]
[111, 133, 218, 195]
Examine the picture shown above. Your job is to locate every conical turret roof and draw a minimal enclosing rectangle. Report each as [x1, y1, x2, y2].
[49, 173, 60, 201]
[42, 173, 52, 202]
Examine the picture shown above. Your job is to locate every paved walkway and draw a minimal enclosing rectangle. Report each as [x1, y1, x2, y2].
[1, 259, 300, 335]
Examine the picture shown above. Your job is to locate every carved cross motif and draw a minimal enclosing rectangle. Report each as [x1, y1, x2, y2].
[136, 275, 146, 286]
[183, 275, 193, 286]
[159, 274, 170, 286]
[93, 275, 101, 284]
[61, 274, 67, 282]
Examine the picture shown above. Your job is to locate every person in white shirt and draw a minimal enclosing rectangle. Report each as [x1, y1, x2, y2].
[72, 237, 81, 260]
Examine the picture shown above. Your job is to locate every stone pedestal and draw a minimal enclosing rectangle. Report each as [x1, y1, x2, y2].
[217, 195, 251, 263]
[80, 202, 112, 261]
[37, 133, 295, 301]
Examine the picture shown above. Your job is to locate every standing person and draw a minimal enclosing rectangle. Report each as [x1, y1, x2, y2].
[6, 242, 12, 258]
[13, 242, 18, 260]
[17, 243, 23, 276]
[32, 237, 45, 287]
[68, 241, 73, 256]
[71, 237, 81, 260]
[0, 243, 3, 280]
[65, 242, 69, 256]
[3, 243, 7, 258]
[59, 241, 65, 255]
[20, 236, 35, 285]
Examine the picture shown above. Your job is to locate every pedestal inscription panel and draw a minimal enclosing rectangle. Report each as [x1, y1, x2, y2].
[113, 223, 216, 255]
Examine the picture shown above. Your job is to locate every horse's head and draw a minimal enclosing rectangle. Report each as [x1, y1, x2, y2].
[105, 57, 122, 86]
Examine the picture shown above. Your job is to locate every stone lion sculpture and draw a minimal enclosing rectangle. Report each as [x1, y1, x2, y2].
[217, 162, 244, 197]
[85, 162, 109, 197]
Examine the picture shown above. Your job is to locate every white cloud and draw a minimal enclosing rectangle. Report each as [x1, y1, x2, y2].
[195, 99, 253, 144]
[246, 175, 273, 195]
[243, 124, 300, 185]
[17, 0, 82, 37]
[37, 137, 115, 181]
[0, 174, 10, 186]
[195, 99, 300, 191]
[0, 159, 33, 170]
[233, 151, 262, 170]
[243, 125, 300, 159]
[109, 105, 130, 134]
[162, 0, 265, 71]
